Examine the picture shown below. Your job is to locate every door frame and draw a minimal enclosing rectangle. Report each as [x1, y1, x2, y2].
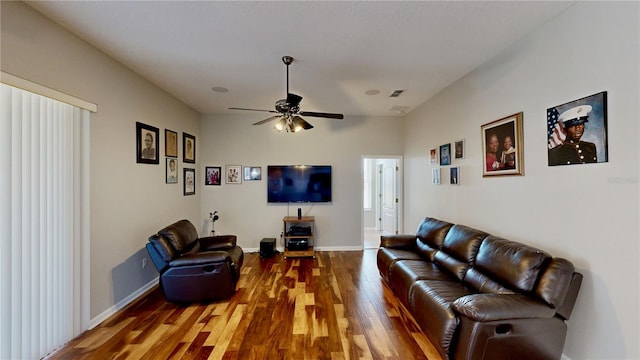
[361, 155, 403, 249]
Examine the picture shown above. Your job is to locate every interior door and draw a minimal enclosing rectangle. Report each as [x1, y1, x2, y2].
[381, 159, 398, 235]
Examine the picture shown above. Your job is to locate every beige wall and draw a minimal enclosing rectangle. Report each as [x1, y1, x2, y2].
[403, 2, 639, 359]
[198, 114, 404, 251]
[2, 2, 201, 320]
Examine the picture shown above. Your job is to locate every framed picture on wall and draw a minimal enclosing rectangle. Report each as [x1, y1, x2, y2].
[205, 166, 221, 186]
[183, 132, 196, 163]
[481, 112, 524, 177]
[136, 122, 159, 164]
[439, 144, 451, 166]
[547, 91, 608, 166]
[166, 158, 178, 184]
[184, 168, 195, 195]
[454, 140, 465, 159]
[243, 166, 262, 181]
[165, 129, 178, 158]
[450, 166, 460, 185]
[429, 148, 438, 165]
[226, 165, 242, 184]
[432, 168, 441, 185]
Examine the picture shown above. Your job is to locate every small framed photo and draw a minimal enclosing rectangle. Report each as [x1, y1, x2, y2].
[184, 168, 195, 195]
[454, 140, 465, 159]
[166, 158, 178, 184]
[429, 148, 438, 165]
[244, 166, 262, 181]
[205, 166, 221, 186]
[136, 122, 159, 164]
[547, 91, 608, 166]
[165, 129, 178, 158]
[482, 112, 524, 177]
[439, 144, 451, 166]
[432, 168, 441, 185]
[183, 132, 196, 163]
[226, 165, 242, 184]
[450, 166, 460, 185]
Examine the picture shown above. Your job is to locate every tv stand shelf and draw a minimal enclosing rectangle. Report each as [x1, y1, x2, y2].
[283, 216, 315, 259]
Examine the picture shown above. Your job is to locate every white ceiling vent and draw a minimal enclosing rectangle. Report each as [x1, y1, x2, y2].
[390, 105, 410, 114]
[390, 89, 405, 98]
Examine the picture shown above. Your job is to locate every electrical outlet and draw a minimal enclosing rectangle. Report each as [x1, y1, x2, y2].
[142, 258, 147, 268]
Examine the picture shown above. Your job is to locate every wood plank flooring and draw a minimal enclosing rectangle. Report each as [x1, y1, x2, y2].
[48, 250, 443, 360]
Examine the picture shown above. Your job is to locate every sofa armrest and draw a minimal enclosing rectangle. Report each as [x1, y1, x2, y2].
[169, 251, 231, 267]
[199, 235, 237, 250]
[380, 234, 416, 249]
[452, 293, 556, 322]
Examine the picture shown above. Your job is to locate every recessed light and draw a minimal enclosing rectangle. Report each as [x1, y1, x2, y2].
[365, 89, 380, 95]
[212, 86, 229, 93]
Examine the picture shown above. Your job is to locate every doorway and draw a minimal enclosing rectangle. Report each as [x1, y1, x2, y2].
[362, 156, 402, 249]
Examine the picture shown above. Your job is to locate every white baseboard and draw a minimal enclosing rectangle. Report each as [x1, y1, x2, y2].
[88, 277, 158, 330]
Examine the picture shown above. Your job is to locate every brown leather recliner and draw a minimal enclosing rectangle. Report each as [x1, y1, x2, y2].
[146, 219, 244, 303]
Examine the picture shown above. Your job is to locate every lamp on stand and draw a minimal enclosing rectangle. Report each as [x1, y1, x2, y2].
[209, 211, 219, 236]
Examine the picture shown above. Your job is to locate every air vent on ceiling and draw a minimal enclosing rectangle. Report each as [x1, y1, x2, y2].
[390, 89, 405, 98]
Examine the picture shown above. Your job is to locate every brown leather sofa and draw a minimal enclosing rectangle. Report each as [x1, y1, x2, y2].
[146, 219, 244, 303]
[377, 217, 582, 360]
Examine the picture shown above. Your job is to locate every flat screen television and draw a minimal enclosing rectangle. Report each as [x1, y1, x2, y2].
[267, 165, 332, 203]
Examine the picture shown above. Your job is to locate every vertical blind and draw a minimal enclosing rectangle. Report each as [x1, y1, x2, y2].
[0, 83, 90, 359]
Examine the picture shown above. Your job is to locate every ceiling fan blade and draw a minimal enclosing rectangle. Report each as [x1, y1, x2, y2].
[253, 115, 281, 126]
[229, 107, 279, 113]
[292, 116, 314, 130]
[299, 111, 344, 119]
[287, 93, 303, 107]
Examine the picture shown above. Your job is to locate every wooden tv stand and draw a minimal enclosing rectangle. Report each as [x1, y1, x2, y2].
[283, 216, 315, 259]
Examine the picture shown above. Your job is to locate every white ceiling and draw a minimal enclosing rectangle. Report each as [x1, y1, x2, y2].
[27, 1, 574, 118]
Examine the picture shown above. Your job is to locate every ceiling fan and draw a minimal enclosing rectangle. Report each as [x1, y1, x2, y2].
[229, 56, 344, 132]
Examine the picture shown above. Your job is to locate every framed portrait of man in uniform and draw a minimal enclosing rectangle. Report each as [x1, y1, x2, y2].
[547, 91, 608, 166]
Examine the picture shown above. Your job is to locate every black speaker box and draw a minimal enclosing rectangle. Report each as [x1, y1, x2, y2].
[260, 238, 276, 258]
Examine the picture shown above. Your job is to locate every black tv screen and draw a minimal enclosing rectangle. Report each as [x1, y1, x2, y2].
[267, 165, 332, 203]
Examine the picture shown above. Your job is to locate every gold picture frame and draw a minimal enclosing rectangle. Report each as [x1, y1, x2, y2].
[481, 112, 524, 177]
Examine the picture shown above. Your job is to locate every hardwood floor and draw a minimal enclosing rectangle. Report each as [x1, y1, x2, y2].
[49, 250, 443, 360]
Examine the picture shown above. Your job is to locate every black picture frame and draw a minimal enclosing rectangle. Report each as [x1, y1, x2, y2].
[205, 166, 221, 186]
[439, 144, 451, 166]
[183, 132, 196, 163]
[454, 140, 465, 159]
[136, 122, 159, 164]
[184, 168, 195, 195]
[547, 91, 608, 166]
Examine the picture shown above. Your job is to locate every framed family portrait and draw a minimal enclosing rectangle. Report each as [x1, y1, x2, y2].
[136, 122, 159, 164]
[166, 158, 178, 184]
[205, 166, 221, 186]
[183, 132, 196, 163]
[243, 166, 262, 181]
[481, 112, 524, 177]
[439, 144, 451, 166]
[226, 165, 242, 184]
[547, 91, 608, 166]
[184, 168, 195, 195]
[165, 129, 178, 158]
[429, 148, 438, 165]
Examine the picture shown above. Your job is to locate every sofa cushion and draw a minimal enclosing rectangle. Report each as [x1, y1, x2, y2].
[409, 280, 476, 359]
[464, 268, 516, 294]
[415, 217, 454, 250]
[433, 224, 487, 280]
[377, 248, 424, 281]
[475, 236, 550, 293]
[159, 219, 200, 253]
[389, 260, 456, 306]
